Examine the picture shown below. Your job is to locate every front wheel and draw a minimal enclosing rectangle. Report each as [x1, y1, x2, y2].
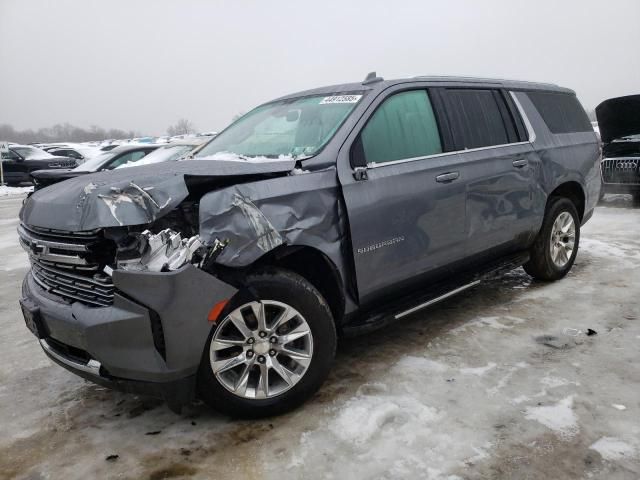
[197, 268, 336, 418]
[524, 197, 580, 281]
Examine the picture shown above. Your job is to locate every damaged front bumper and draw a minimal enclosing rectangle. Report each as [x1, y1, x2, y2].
[21, 264, 237, 409]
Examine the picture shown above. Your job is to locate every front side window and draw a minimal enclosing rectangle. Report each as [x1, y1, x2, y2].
[116, 145, 193, 169]
[441, 89, 514, 150]
[196, 93, 363, 161]
[2, 149, 20, 160]
[108, 150, 147, 169]
[73, 151, 113, 171]
[11, 146, 54, 160]
[360, 90, 442, 164]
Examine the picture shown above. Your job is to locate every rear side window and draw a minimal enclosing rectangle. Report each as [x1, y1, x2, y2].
[440, 89, 516, 150]
[360, 90, 442, 164]
[527, 91, 592, 134]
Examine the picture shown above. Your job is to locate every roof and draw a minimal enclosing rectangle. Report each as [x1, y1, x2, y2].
[108, 143, 161, 153]
[273, 75, 573, 102]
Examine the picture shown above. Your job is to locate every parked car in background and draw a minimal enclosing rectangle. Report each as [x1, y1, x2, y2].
[18, 75, 600, 417]
[30, 144, 159, 190]
[596, 94, 640, 203]
[46, 145, 102, 164]
[0, 144, 76, 185]
[116, 138, 210, 169]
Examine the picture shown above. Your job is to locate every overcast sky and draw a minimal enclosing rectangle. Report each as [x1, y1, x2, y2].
[1, 0, 639, 136]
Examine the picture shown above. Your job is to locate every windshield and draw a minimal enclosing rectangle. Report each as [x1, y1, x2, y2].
[116, 145, 193, 169]
[12, 146, 54, 160]
[73, 151, 114, 171]
[196, 93, 363, 161]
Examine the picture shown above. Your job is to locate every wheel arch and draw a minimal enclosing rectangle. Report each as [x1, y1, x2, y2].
[548, 181, 585, 221]
[250, 245, 346, 329]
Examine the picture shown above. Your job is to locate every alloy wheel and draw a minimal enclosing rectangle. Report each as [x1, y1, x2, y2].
[209, 300, 314, 399]
[549, 211, 576, 267]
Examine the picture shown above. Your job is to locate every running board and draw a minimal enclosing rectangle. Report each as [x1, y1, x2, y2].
[342, 251, 529, 337]
[394, 280, 481, 320]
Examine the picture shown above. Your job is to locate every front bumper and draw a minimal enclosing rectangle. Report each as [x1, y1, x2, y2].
[21, 264, 237, 408]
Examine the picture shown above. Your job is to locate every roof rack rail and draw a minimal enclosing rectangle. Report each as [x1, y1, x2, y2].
[362, 71, 383, 85]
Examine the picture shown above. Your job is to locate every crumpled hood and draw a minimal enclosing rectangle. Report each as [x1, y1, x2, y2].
[596, 94, 640, 143]
[20, 159, 296, 231]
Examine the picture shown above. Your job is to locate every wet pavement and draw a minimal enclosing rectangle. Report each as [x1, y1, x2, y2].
[1, 194, 638, 480]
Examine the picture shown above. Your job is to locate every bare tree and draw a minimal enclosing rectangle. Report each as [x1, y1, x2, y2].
[167, 118, 196, 136]
[0, 123, 139, 143]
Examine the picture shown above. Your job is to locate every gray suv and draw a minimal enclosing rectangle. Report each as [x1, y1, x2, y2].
[18, 75, 601, 417]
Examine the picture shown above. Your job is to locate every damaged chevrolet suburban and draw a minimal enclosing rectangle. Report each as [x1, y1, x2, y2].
[18, 75, 601, 417]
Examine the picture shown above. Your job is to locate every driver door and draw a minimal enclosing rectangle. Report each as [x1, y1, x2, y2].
[338, 87, 469, 305]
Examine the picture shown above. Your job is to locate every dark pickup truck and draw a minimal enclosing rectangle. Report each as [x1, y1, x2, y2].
[18, 75, 600, 417]
[1, 144, 76, 185]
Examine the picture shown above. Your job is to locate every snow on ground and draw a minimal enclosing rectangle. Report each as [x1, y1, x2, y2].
[0, 196, 639, 479]
[0, 185, 33, 196]
[524, 396, 579, 439]
[590, 437, 637, 461]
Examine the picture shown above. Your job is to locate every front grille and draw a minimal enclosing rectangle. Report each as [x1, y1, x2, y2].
[601, 158, 640, 185]
[19, 223, 116, 307]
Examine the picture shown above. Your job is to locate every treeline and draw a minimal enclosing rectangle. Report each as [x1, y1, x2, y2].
[0, 123, 140, 144]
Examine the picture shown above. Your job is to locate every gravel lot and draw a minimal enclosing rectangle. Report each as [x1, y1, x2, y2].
[1, 193, 638, 480]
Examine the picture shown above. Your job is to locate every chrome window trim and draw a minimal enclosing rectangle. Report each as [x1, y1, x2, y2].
[363, 90, 536, 170]
[366, 141, 531, 169]
[509, 91, 536, 143]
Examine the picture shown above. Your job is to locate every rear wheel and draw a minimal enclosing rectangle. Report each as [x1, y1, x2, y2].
[197, 268, 336, 418]
[524, 197, 580, 281]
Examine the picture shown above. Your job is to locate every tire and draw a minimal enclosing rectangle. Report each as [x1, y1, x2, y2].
[197, 268, 336, 418]
[524, 197, 580, 281]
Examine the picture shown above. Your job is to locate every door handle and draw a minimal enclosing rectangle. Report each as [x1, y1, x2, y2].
[435, 171, 460, 183]
[512, 159, 528, 168]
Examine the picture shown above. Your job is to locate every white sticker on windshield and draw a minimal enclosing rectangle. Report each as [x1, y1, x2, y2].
[319, 95, 362, 105]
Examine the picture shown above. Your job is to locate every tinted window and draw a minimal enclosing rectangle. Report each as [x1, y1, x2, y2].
[441, 89, 514, 149]
[527, 91, 591, 134]
[108, 150, 148, 169]
[361, 90, 442, 164]
[2, 149, 20, 160]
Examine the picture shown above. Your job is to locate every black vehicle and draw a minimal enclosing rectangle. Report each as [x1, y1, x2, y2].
[1, 145, 77, 186]
[46, 145, 102, 163]
[30, 144, 159, 190]
[596, 95, 640, 203]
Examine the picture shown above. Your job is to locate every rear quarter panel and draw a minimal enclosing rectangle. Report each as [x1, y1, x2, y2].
[515, 91, 601, 225]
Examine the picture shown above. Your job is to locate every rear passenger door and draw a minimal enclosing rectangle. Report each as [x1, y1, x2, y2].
[435, 88, 540, 258]
[339, 87, 471, 305]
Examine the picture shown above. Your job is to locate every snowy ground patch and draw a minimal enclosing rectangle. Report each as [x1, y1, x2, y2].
[0, 185, 33, 196]
[590, 437, 636, 461]
[524, 396, 579, 439]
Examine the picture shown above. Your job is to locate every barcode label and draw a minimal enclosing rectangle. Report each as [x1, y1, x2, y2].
[319, 95, 362, 105]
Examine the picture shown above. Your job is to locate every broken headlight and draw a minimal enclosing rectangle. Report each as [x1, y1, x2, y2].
[114, 228, 226, 273]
